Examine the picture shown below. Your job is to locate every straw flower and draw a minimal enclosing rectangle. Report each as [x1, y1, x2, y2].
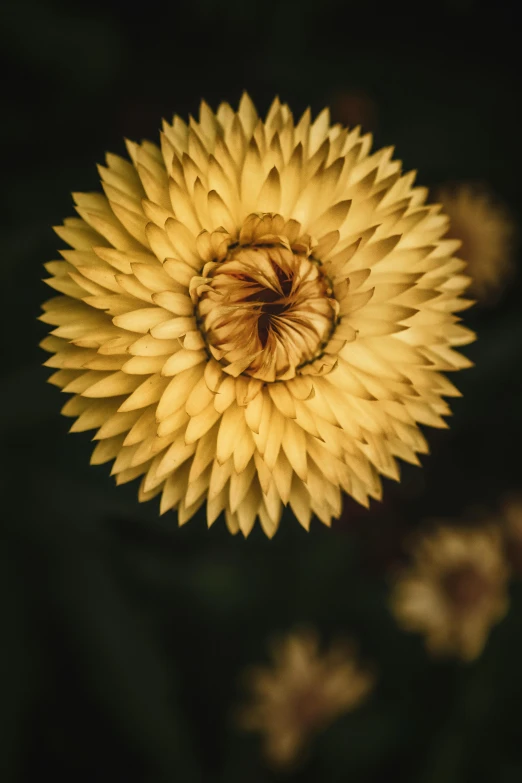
[41, 94, 475, 537]
[238, 628, 374, 768]
[390, 525, 509, 661]
[436, 184, 515, 304]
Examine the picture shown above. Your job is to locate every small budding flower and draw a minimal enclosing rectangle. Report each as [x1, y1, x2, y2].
[436, 183, 516, 305]
[390, 525, 509, 661]
[41, 94, 475, 537]
[238, 629, 374, 769]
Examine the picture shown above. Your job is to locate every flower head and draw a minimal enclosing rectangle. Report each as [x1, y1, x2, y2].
[390, 525, 509, 661]
[41, 94, 475, 537]
[238, 628, 374, 768]
[435, 183, 516, 304]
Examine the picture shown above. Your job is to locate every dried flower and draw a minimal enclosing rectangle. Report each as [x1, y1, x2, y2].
[41, 94, 475, 537]
[238, 628, 374, 768]
[436, 184, 515, 304]
[391, 525, 509, 661]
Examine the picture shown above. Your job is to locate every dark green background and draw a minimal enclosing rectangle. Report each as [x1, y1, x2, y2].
[1, 0, 521, 780]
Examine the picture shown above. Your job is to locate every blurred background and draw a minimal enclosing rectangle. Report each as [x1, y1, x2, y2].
[1, 0, 521, 780]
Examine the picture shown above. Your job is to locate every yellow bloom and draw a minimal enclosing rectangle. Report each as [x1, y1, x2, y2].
[238, 628, 374, 768]
[390, 525, 509, 661]
[436, 184, 515, 304]
[40, 94, 475, 537]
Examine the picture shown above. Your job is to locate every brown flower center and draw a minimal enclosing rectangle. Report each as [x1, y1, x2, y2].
[196, 239, 337, 382]
[442, 565, 490, 613]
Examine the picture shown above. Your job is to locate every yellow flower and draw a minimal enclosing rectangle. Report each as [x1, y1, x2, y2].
[40, 94, 475, 537]
[238, 628, 374, 768]
[435, 184, 515, 304]
[390, 525, 509, 661]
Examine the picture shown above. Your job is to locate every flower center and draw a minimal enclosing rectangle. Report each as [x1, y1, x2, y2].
[442, 565, 490, 613]
[195, 230, 337, 382]
[241, 262, 294, 347]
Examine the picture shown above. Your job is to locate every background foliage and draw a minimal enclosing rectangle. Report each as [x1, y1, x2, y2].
[1, 0, 521, 780]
